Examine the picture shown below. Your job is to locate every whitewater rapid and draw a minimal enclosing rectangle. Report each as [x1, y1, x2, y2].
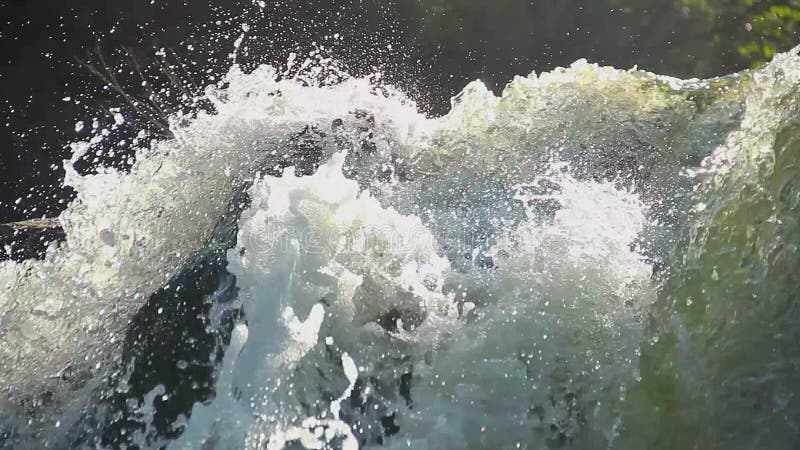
[1, 47, 799, 449]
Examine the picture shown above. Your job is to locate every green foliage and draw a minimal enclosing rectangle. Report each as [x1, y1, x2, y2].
[367, 0, 796, 79]
[680, 0, 800, 66]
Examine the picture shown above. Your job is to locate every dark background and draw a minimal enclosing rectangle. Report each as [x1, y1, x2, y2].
[0, 0, 775, 225]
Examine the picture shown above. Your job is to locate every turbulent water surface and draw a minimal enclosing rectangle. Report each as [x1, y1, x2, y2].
[1, 43, 800, 449]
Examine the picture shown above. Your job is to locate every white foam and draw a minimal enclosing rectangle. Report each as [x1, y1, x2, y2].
[7, 43, 793, 449]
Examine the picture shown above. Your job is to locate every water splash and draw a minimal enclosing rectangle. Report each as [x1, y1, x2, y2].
[2, 41, 799, 450]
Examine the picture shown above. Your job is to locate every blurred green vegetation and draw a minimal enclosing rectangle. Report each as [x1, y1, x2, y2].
[398, 0, 800, 76]
[679, 0, 800, 66]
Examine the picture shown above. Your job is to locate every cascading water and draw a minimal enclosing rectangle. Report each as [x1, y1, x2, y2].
[1, 41, 799, 449]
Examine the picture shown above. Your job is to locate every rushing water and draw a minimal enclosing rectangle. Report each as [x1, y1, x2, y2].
[1, 41, 800, 449]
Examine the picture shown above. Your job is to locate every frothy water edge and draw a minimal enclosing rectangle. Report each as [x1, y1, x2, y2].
[1, 46, 799, 449]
